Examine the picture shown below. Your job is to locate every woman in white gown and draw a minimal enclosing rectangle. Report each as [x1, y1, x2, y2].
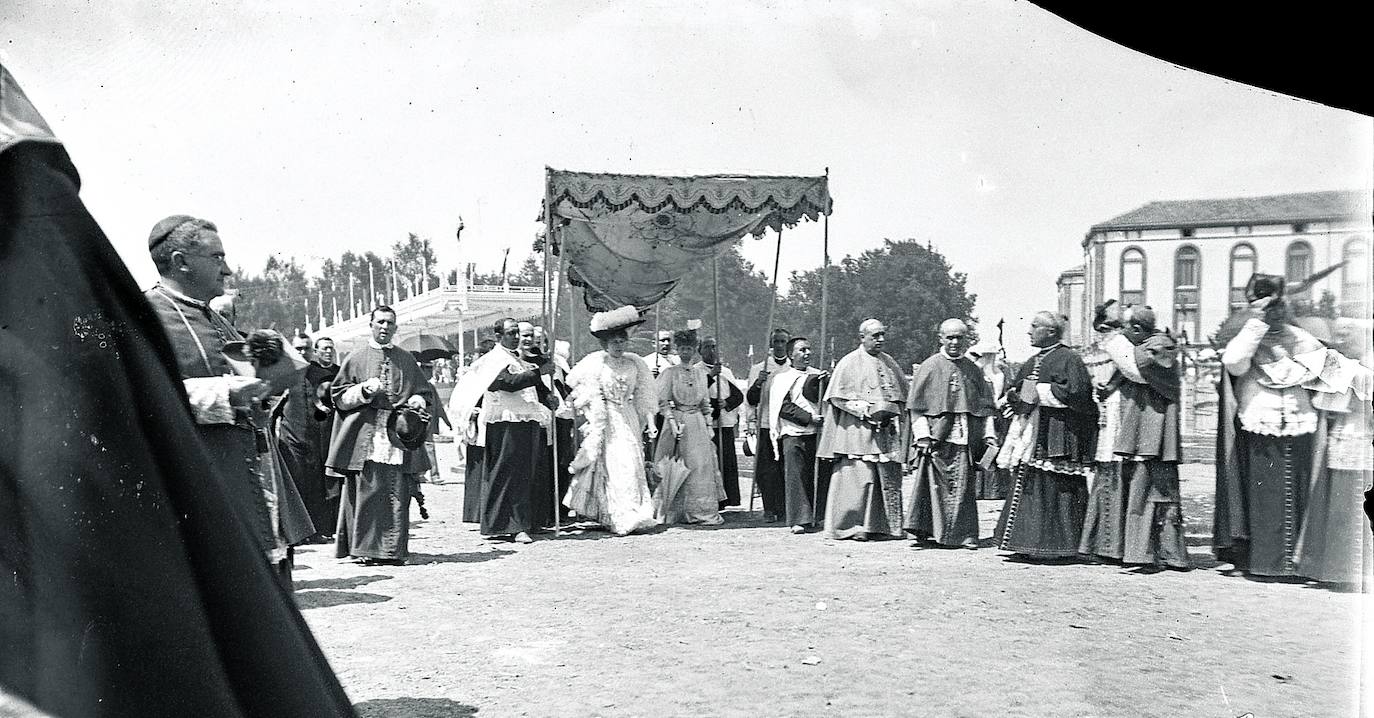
[563, 306, 660, 535]
[653, 329, 726, 525]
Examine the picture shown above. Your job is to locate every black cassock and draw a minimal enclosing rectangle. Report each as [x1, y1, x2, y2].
[0, 70, 354, 718]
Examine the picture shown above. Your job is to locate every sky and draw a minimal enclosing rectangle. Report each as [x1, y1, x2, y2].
[3, 0, 1370, 357]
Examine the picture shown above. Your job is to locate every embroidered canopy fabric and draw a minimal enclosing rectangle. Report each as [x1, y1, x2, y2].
[546, 169, 832, 312]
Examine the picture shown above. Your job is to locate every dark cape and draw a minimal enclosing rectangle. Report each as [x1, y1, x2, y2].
[1114, 333, 1181, 461]
[904, 353, 996, 546]
[994, 344, 1097, 557]
[1008, 344, 1098, 462]
[906, 352, 996, 439]
[0, 72, 354, 718]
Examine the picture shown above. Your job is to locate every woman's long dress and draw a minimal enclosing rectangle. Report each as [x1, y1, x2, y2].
[654, 363, 726, 525]
[563, 351, 659, 536]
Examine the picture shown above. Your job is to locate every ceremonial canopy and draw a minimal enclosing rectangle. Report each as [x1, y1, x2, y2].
[545, 169, 832, 311]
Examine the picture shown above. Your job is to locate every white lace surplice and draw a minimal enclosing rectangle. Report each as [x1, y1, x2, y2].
[564, 351, 659, 535]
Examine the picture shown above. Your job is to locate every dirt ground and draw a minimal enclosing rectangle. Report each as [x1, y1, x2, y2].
[293, 442, 1370, 718]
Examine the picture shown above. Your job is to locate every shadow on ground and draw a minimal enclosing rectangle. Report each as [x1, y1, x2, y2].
[408, 550, 515, 564]
[294, 574, 393, 591]
[296, 590, 392, 610]
[354, 697, 478, 717]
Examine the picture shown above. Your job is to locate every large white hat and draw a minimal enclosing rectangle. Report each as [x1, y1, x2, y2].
[589, 305, 646, 338]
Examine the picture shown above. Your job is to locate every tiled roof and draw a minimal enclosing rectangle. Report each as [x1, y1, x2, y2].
[1091, 190, 1370, 231]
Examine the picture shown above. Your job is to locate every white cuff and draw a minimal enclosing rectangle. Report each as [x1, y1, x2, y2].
[184, 377, 242, 425]
[336, 384, 370, 411]
[911, 415, 932, 440]
[1223, 318, 1268, 377]
[1036, 383, 1067, 408]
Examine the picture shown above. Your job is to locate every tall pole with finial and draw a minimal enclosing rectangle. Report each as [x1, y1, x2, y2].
[368, 262, 376, 311]
[818, 168, 831, 368]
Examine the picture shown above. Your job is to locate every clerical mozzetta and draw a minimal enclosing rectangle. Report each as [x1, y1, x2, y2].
[327, 305, 434, 564]
[1082, 305, 1190, 569]
[818, 319, 910, 541]
[994, 312, 1098, 559]
[903, 319, 997, 549]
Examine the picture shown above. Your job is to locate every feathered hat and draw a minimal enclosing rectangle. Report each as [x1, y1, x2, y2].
[589, 305, 647, 339]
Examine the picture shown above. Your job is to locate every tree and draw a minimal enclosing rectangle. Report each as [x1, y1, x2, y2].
[391, 233, 441, 296]
[510, 254, 544, 287]
[779, 239, 977, 368]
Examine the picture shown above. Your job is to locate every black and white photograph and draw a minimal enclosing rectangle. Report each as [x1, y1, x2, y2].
[2, 2, 1370, 716]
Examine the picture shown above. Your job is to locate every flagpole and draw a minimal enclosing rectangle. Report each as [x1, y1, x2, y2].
[368, 262, 376, 310]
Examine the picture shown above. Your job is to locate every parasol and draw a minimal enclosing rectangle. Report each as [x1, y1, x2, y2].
[400, 334, 458, 362]
[651, 434, 692, 523]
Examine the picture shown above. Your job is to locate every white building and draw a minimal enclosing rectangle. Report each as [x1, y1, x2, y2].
[1065, 190, 1371, 346]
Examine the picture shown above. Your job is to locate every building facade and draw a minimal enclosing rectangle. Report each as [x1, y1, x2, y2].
[1066, 190, 1371, 346]
[1056, 265, 1085, 346]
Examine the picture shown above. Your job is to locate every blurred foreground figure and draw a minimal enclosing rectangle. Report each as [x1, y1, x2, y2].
[0, 64, 355, 717]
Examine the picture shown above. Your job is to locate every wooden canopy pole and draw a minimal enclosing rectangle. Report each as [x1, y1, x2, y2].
[712, 257, 727, 505]
[548, 230, 568, 537]
[750, 224, 784, 514]
[541, 172, 558, 537]
[813, 168, 830, 526]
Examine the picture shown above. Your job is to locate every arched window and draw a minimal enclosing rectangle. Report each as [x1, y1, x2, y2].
[1286, 240, 1313, 300]
[1173, 245, 1200, 342]
[1229, 243, 1257, 309]
[1343, 236, 1369, 310]
[1120, 247, 1146, 306]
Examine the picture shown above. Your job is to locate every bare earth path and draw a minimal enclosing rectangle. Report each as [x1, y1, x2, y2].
[294, 445, 1369, 717]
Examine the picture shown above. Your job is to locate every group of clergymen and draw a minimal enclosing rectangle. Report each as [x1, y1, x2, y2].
[142, 213, 453, 582]
[140, 209, 1371, 584]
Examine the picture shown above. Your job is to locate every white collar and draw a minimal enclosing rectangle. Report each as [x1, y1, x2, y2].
[368, 339, 394, 350]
